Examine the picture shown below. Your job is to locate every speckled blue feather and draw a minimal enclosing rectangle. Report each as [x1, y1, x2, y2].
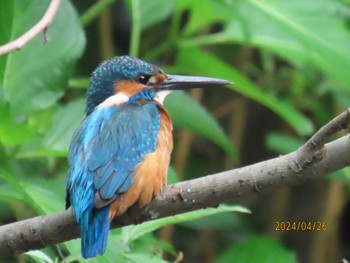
[66, 88, 160, 258]
[86, 56, 159, 115]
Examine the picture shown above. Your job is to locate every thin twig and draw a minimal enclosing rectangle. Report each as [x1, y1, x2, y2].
[0, 109, 350, 256]
[0, 0, 62, 56]
[303, 109, 350, 151]
[297, 108, 350, 166]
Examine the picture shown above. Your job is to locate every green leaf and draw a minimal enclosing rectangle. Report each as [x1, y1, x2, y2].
[139, 0, 174, 30]
[21, 177, 65, 214]
[0, 0, 85, 116]
[123, 252, 166, 263]
[177, 0, 232, 36]
[174, 48, 313, 136]
[62, 239, 86, 263]
[0, 90, 36, 145]
[14, 99, 85, 158]
[180, 210, 246, 230]
[43, 99, 85, 154]
[24, 250, 55, 263]
[0, 162, 65, 213]
[0, 184, 24, 202]
[327, 167, 350, 187]
[0, 164, 28, 203]
[130, 234, 176, 257]
[64, 223, 138, 262]
[125, 0, 175, 30]
[180, 0, 350, 86]
[216, 236, 298, 263]
[266, 132, 304, 154]
[246, 0, 350, 86]
[165, 91, 238, 160]
[124, 204, 250, 242]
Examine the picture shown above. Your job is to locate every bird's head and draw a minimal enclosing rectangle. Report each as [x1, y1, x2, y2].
[86, 56, 230, 115]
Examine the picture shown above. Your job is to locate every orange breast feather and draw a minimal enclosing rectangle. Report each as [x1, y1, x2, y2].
[109, 105, 173, 220]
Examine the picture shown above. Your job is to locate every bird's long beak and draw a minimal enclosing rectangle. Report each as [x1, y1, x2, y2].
[156, 74, 231, 90]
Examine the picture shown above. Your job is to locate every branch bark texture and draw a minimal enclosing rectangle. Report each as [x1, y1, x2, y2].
[1, 109, 350, 257]
[0, 0, 62, 56]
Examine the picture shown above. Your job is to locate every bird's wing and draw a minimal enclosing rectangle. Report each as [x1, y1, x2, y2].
[66, 102, 160, 209]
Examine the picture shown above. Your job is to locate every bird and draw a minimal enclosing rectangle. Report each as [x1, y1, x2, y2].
[65, 55, 230, 258]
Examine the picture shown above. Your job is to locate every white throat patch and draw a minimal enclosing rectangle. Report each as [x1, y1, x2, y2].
[155, 90, 173, 105]
[97, 93, 129, 109]
[97, 90, 173, 109]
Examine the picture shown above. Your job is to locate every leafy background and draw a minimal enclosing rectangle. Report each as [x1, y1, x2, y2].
[1, 0, 350, 262]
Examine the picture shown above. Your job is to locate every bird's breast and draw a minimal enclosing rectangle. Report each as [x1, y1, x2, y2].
[109, 105, 173, 219]
[155, 105, 173, 164]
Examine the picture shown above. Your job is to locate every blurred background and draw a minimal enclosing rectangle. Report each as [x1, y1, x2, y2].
[1, 0, 350, 262]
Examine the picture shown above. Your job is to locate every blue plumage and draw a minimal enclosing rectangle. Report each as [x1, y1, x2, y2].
[80, 206, 110, 258]
[66, 90, 160, 258]
[66, 55, 230, 259]
[66, 55, 162, 258]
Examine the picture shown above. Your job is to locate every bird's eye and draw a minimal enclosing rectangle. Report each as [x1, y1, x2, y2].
[137, 75, 150, 84]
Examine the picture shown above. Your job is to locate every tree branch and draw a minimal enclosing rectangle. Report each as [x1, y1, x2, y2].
[1, 109, 350, 257]
[0, 0, 62, 56]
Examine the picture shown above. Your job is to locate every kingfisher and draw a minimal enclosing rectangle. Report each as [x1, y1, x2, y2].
[65, 56, 230, 258]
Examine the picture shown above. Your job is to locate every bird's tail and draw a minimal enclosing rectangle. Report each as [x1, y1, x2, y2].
[80, 205, 110, 258]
